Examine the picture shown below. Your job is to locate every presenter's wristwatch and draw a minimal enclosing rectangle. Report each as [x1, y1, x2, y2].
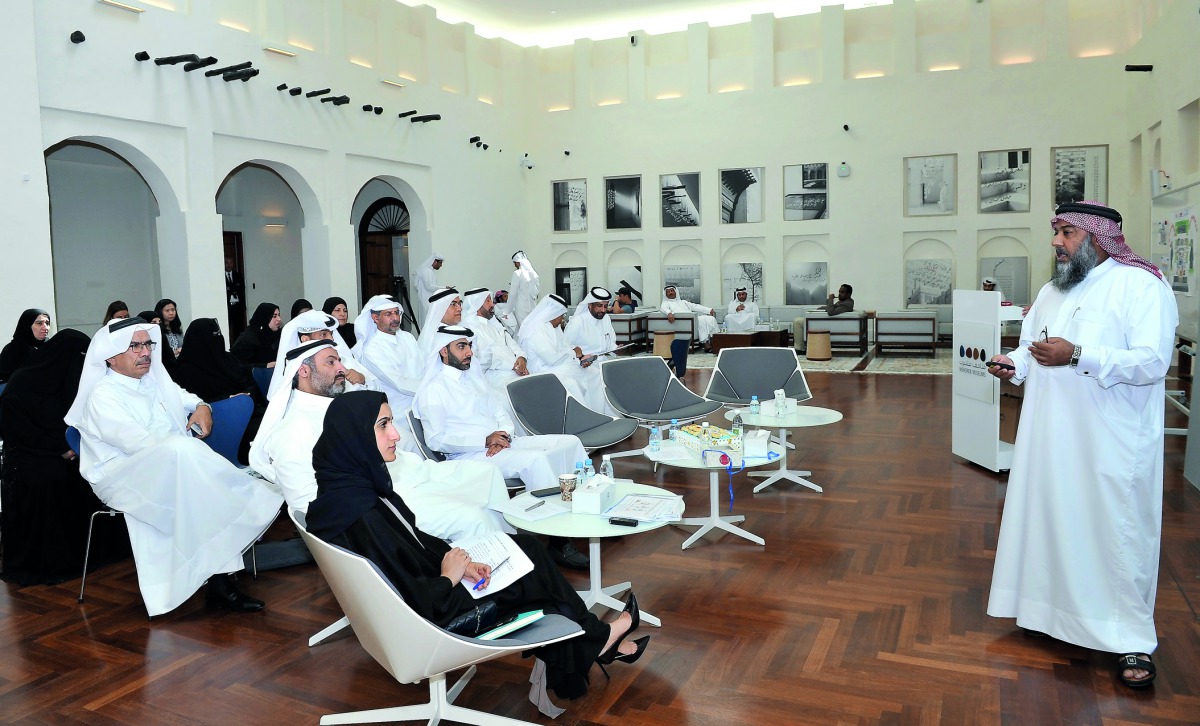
[1068, 344, 1082, 369]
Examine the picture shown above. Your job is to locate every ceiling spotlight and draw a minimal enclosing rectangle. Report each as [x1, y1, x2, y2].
[223, 67, 259, 82]
[70, 31, 86, 44]
[398, 110, 417, 118]
[277, 83, 289, 91]
[363, 104, 374, 111]
[410, 114, 441, 123]
[321, 95, 349, 104]
[183, 56, 218, 72]
[205, 61, 251, 77]
[306, 88, 331, 98]
[134, 50, 150, 61]
[289, 87, 302, 96]
[482, 144, 489, 150]
[1125, 64, 1153, 71]
[155, 53, 200, 66]
[469, 136, 481, 143]
[564, 150, 570, 156]
[373, 106, 383, 115]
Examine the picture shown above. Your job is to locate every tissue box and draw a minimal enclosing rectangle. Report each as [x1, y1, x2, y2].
[744, 429, 771, 458]
[772, 397, 796, 415]
[572, 476, 616, 514]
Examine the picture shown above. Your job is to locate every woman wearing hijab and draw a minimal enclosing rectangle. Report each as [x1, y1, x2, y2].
[290, 298, 313, 320]
[172, 318, 263, 463]
[0, 308, 51, 383]
[0, 330, 129, 584]
[231, 302, 282, 372]
[154, 298, 185, 358]
[101, 300, 129, 326]
[321, 296, 356, 349]
[307, 391, 649, 703]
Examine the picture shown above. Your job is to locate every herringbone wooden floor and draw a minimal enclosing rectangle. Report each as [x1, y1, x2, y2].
[3, 369, 1199, 725]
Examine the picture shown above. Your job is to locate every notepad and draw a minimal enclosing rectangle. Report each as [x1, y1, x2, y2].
[477, 609, 545, 641]
[450, 531, 534, 599]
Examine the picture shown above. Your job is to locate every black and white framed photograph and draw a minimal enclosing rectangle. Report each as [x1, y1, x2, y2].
[554, 267, 587, 306]
[904, 154, 956, 216]
[785, 261, 829, 305]
[979, 148, 1031, 213]
[662, 264, 702, 304]
[661, 173, 701, 227]
[784, 163, 828, 220]
[1052, 145, 1108, 206]
[720, 167, 764, 223]
[905, 258, 953, 306]
[552, 179, 587, 232]
[605, 175, 642, 230]
[722, 262, 764, 304]
[607, 265, 644, 307]
[978, 256, 1030, 305]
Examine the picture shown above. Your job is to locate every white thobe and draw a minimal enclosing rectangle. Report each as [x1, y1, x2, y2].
[725, 300, 760, 332]
[521, 320, 609, 413]
[78, 371, 283, 616]
[414, 365, 585, 492]
[357, 329, 423, 415]
[415, 265, 438, 322]
[335, 342, 376, 394]
[469, 313, 526, 392]
[509, 267, 539, 328]
[250, 391, 508, 540]
[987, 259, 1175, 654]
[660, 298, 718, 342]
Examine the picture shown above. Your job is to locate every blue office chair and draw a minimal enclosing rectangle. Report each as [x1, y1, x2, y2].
[69, 425, 125, 602]
[203, 394, 255, 466]
[251, 367, 273, 398]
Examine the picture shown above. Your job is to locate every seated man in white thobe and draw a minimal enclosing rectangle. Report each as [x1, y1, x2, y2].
[464, 286, 529, 392]
[351, 295, 423, 417]
[981, 277, 1007, 302]
[491, 288, 518, 335]
[518, 294, 609, 414]
[413, 325, 590, 568]
[251, 340, 509, 540]
[660, 285, 718, 347]
[416, 287, 463, 359]
[724, 287, 760, 332]
[64, 318, 284, 615]
[267, 309, 372, 400]
[565, 288, 622, 414]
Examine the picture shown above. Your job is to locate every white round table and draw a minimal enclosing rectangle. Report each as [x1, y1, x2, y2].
[646, 442, 785, 549]
[504, 481, 672, 627]
[724, 405, 843, 493]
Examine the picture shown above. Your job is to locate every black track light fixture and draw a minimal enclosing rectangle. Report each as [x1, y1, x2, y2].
[398, 110, 417, 118]
[277, 83, 289, 91]
[289, 87, 303, 96]
[476, 141, 482, 147]
[184, 56, 218, 72]
[482, 144, 489, 150]
[223, 67, 259, 82]
[363, 104, 373, 111]
[1125, 64, 1153, 72]
[321, 95, 350, 105]
[134, 51, 150, 61]
[205, 61, 251, 77]
[469, 136, 481, 144]
[155, 53, 200, 66]
[410, 114, 441, 123]
[373, 106, 383, 115]
[70, 31, 86, 44]
[306, 88, 331, 98]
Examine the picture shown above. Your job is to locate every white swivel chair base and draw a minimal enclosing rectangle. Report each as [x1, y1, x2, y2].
[320, 666, 538, 726]
[577, 538, 661, 627]
[675, 471, 764, 549]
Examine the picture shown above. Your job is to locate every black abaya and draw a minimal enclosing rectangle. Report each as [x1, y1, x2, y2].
[231, 302, 280, 372]
[0, 308, 48, 383]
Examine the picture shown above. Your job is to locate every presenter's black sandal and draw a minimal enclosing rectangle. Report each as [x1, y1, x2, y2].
[1117, 653, 1156, 688]
[1021, 628, 1049, 638]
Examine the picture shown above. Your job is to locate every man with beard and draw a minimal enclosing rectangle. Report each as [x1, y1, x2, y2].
[266, 309, 371, 400]
[463, 286, 529, 392]
[565, 287, 623, 407]
[986, 201, 1175, 690]
[417, 287, 464, 359]
[351, 295, 423, 416]
[724, 287, 759, 332]
[659, 285, 717, 348]
[252, 340, 508, 539]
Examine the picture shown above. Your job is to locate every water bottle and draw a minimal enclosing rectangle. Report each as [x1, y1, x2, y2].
[599, 455, 614, 479]
[583, 458, 595, 481]
[648, 426, 662, 454]
[750, 395, 760, 416]
[731, 410, 744, 437]
[574, 461, 584, 480]
[669, 418, 679, 441]
[701, 421, 712, 445]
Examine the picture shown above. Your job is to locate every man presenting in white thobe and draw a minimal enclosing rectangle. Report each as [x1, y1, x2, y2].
[986, 201, 1175, 690]
[464, 286, 529, 393]
[351, 295, 423, 417]
[65, 318, 283, 615]
[251, 340, 509, 540]
[724, 287, 759, 332]
[659, 285, 718, 347]
[509, 250, 540, 329]
[413, 325, 589, 568]
[414, 253, 443, 324]
[518, 294, 607, 413]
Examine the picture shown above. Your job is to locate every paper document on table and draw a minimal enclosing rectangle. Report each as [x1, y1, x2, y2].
[605, 494, 684, 522]
[489, 492, 570, 521]
[449, 531, 534, 599]
[643, 443, 691, 462]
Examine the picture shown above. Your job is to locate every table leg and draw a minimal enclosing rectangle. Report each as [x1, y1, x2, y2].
[576, 538, 661, 627]
[748, 427, 823, 493]
[676, 471, 764, 549]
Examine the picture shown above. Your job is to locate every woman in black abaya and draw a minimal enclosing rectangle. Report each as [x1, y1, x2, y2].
[0, 308, 51, 383]
[306, 391, 648, 702]
[321, 296, 356, 349]
[0, 330, 130, 584]
[231, 302, 282, 373]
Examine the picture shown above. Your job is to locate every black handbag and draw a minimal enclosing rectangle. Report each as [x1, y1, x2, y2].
[444, 600, 500, 637]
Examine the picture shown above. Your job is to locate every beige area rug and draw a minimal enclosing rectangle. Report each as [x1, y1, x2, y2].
[647, 348, 951, 375]
[672, 351, 867, 372]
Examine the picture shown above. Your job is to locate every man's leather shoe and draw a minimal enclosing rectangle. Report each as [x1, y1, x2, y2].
[549, 541, 589, 570]
[205, 573, 265, 612]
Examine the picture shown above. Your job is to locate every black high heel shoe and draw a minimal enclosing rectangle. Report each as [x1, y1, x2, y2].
[596, 636, 650, 679]
[623, 591, 640, 633]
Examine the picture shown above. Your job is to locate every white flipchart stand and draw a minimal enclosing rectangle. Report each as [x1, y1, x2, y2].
[951, 290, 1025, 472]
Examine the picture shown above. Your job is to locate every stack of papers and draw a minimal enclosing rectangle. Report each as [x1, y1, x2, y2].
[605, 494, 684, 522]
[449, 532, 535, 599]
[489, 492, 570, 521]
[643, 443, 692, 462]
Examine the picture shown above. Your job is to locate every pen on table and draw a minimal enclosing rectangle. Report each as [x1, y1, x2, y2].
[524, 500, 545, 512]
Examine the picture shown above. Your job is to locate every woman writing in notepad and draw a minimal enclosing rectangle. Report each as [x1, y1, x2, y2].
[305, 390, 649, 702]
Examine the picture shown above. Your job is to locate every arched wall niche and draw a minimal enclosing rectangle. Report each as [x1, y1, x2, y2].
[605, 244, 643, 304]
[720, 241, 764, 264]
[350, 175, 432, 308]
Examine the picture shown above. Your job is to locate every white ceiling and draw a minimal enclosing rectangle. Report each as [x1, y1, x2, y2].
[397, 0, 893, 47]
